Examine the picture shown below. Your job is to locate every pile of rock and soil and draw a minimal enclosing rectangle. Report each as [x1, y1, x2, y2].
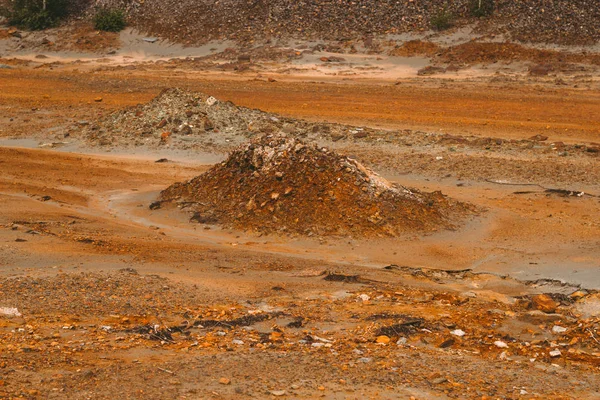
[89, 0, 600, 46]
[78, 87, 343, 151]
[79, 87, 266, 148]
[158, 134, 472, 237]
[78, 88, 600, 161]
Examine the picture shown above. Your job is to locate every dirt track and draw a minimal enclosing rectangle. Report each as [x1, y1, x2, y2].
[1, 57, 600, 398]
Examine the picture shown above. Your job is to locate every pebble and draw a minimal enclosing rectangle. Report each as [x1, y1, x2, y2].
[552, 325, 567, 334]
[494, 340, 508, 348]
[376, 335, 390, 344]
[549, 349, 562, 358]
[450, 329, 465, 337]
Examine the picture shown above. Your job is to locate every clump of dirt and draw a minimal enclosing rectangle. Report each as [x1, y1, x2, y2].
[389, 40, 441, 57]
[159, 134, 473, 237]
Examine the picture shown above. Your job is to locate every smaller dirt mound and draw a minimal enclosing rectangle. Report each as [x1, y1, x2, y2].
[80, 87, 282, 149]
[159, 134, 473, 237]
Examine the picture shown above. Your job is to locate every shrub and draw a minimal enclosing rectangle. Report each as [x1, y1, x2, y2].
[93, 8, 126, 32]
[470, 0, 494, 17]
[430, 9, 454, 31]
[6, 0, 67, 30]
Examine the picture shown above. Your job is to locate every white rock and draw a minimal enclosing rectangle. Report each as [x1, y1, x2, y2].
[552, 325, 567, 334]
[450, 329, 466, 337]
[206, 96, 218, 106]
[271, 390, 286, 396]
[232, 339, 244, 345]
[0, 307, 21, 317]
[313, 335, 333, 343]
[549, 349, 562, 357]
[358, 294, 370, 302]
[494, 340, 508, 348]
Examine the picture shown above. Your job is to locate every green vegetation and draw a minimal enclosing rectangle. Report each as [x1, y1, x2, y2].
[93, 7, 126, 32]
[470, 0, 494, 17]
[3, 0, 67, 30]
[430, 9, 454, 31]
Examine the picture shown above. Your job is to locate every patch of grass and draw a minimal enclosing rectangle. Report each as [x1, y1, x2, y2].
[93, 8, 126, 32]
[430, 9, 454, 31]
[470, 0, 494, 17]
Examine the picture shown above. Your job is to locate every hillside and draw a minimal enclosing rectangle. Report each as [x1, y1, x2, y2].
[89, 0, 600, 45]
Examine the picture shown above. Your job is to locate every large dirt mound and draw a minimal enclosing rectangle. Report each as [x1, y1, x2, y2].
[159, 134, 472, 237]
[93, 0, 599, 45]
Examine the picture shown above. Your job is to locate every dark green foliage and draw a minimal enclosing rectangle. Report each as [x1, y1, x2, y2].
[93, 8, 126, 32]
[470, 0, 494, 17]
[5, 0, 67, 30]
[430, 9, 454, 31]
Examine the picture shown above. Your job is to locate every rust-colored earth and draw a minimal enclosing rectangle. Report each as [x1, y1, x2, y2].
[1, 40, 599, 399]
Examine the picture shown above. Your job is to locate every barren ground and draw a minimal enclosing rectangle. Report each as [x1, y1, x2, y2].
[1, 27, 600, 399]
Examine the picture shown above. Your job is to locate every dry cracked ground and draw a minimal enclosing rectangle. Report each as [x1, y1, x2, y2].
[1, 29, 600, 399]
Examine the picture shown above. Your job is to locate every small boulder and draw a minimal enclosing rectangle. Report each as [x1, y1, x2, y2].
[531, 294, 558, 313]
